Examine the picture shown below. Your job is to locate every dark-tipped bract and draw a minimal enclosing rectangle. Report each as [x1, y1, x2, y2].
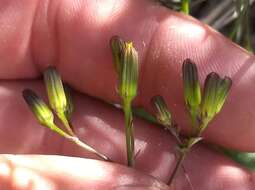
[182, 59, 201, 109]
[43, 67, 74, 135]
[23, 89, 54, 127]
[151, 95, 172, 127]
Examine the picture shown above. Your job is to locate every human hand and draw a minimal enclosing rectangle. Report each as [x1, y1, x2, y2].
[0, 0, 255, 189]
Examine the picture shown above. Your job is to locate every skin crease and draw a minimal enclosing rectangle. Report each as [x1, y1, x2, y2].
[0, 0, 254, 189]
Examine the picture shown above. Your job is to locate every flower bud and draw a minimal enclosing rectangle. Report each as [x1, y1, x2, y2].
[43, 67, 67, 115]
[151, 95, 172, 127]
[201, 72, 232, 121]
[43, 67, 75, 135]
[22, 89, 54, 127]
[119, 42, 138, 101]
[110, 36, 126, 76]
[182, 59, 201, 110]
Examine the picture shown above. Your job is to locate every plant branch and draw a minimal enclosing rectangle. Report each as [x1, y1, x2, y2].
[168, 149, 187, 185]
[50, 123, 110, 161]
[69, 136, 111, 161]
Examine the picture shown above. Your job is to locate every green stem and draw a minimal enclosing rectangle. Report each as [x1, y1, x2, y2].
[58, 112, 75, 136]
[189, 107, 199, 134]
[50, 123, 110, 161]
[123, 99, 135, 167]
[69, 136, 111, 161]
[49, 123, 71, 139]
[169, 128, 182, 146]
[181, 0, 190, 14]
[168, 137, 201, 185]
[168, 150, 187, 185]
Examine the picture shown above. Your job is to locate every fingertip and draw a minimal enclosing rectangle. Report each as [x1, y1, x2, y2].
[0, 155, 170, 190]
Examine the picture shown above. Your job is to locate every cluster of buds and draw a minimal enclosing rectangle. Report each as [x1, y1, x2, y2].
[22, 67, 110, 161]
[182, 59, 232, 135]
[150, 58, 232, 185]
[43, 67, 75, 135]
[151, 58, 232, 144]
[23, 67, 74, 137]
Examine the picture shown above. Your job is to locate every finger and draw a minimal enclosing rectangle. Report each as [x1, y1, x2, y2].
[0, 155, 169, 190]
[0, 80, 175, 181]
[0, 0, 39, 78]
[0, 1, 255, 150]
[1, 80, 255, 190]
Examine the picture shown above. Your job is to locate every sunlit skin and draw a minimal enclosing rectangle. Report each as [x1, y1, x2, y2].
[0, 0, 255, 189]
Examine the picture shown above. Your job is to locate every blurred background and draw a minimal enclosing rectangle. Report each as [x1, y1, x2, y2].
[159, 0, 255, 52]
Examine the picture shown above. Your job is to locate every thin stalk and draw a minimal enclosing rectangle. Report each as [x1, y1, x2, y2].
[58, 112, 75, 136]
[168, 127, 182, 146]
[49, 123, 71, 139]
[168, 135, 200, 185]
[168, 122, 204, 185]
[181, 0, 190, 14]
[189, 108, 200, 134]
[182, 165, 194, 190]
[123, 99, 135, 167]
[168, 149, 187, 185]
[69, 136, 111, 161]
[50, 123, 110, 161]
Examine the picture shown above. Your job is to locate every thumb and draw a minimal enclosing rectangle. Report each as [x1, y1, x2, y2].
[0, 155, 170, 190]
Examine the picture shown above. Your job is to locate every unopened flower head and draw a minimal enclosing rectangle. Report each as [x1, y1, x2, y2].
[22, 89, 54, 127]
[119, 41, 139, 101]
[110, 36, 126, 76]
[201, 72, 232, 121]
[43, 67, 67, 115]
[182, 59, 201, 110]
[63, 84, 74, 120]
[151, 95, 172, 127]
